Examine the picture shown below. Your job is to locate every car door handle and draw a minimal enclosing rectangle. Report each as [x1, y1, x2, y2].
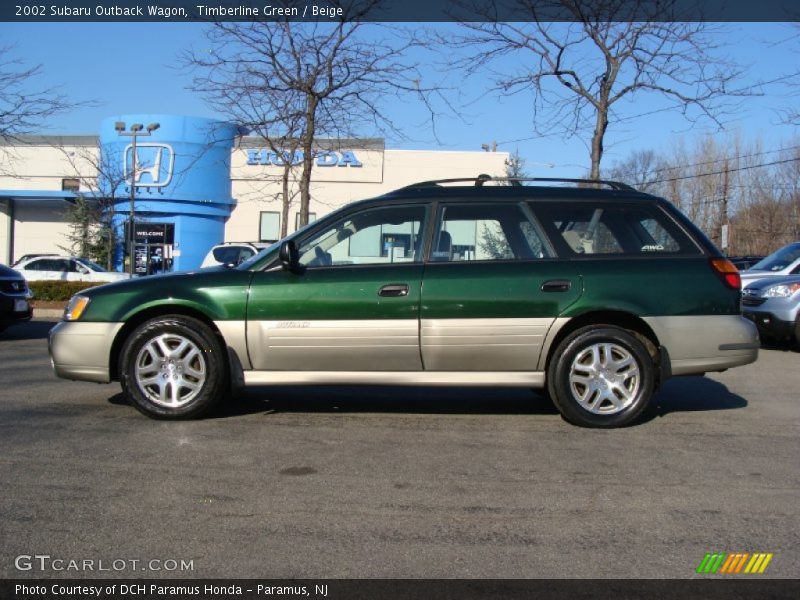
[541, 279, 571, 292]
[378, 284, 409, 297]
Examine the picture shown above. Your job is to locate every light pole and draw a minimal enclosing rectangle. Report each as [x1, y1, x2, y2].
[115, 121, 160, 275]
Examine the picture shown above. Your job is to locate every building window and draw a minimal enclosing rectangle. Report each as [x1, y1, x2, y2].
[295, 212, 316, 230]
[259, 212, 281, 243]
[61, 178, 80, 192]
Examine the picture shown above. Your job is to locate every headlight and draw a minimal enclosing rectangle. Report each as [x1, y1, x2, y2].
[64, 295, 91, 321]
[762, 283, 800, 298]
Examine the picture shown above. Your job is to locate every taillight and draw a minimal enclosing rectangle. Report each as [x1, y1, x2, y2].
[710, 258, 740, 290]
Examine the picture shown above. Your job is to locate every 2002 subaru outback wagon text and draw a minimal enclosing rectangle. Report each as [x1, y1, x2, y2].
[49, 177, 759, 428]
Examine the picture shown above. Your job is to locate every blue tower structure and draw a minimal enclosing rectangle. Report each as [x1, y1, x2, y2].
[99, 115, 238, 273]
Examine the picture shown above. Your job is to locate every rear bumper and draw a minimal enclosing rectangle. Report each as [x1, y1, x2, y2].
[49, 321, 123, 383]
[644, 315, 759, 376]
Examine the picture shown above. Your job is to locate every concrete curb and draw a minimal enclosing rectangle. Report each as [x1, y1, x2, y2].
[34, 308, 64, 318]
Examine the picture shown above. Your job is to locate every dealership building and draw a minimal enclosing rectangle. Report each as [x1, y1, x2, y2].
[0, 114, 508, 273]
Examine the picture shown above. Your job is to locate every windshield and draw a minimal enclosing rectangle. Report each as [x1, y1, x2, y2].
[749, 243, 800, 272]
[76, 258, 106, 272]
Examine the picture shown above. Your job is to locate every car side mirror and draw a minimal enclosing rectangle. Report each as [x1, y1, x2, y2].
[279, 240, 300, 273]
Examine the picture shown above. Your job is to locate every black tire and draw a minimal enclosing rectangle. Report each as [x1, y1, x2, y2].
[795, 316, 800, 348]
[119, 315, 227, 419]
[546, 325, 655, 428]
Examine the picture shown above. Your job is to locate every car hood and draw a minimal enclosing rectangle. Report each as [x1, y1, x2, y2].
[740, 270, 785, 282]
[78, 267, 232, 296]
[743, 274, 800, 292]
[0, 264, 24, 279]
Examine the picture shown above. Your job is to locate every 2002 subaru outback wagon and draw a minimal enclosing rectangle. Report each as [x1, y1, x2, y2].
[49, 177, 759, 427]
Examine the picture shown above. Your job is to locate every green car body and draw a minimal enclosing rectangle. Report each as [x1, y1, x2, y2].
[49, 182, 758, 427]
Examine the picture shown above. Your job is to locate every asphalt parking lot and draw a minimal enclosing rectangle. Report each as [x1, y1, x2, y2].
[0, 319, 797, 579]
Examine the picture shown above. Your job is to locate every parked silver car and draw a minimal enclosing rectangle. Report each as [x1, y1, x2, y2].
[740, 242, 800, 286]
[742, 275, 800, 345]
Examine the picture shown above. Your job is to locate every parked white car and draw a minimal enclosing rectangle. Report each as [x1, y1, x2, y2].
[14, 256, 131, 282]
[200, 242, 273, 268]
[740, 242, 800, 286]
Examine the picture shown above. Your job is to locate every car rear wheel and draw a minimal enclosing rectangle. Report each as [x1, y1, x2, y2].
[119, 315, 227, 419]
[547, 326, 655, 428]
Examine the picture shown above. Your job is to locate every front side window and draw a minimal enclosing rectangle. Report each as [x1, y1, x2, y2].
[534, 203, 694, 256]
[297, 205, 426, 267]
[28, 259, 61, 271]
[431, 203, 551, 262]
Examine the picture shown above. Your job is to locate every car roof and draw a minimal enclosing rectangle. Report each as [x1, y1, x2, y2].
[20, 255, 74, 261]
[363, 179, 658, 207]
[323, 184, 658, 217]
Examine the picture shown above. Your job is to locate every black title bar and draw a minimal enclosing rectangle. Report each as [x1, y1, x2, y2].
[4, 579, 800, 600]
[2, 0, 798, 22]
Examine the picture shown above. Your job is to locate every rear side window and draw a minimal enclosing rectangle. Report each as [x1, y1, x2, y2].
[28, 259, 62, 271]
[532, 203, 697, 256]
[432, 203, 552, 262]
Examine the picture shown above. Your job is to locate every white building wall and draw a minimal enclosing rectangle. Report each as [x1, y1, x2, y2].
[1, 137, 509, 263]
[0, 141, 98, 189]
[12, 201, 72, 259]
[227, 148, 509, 243]
[0, 200, 10, 265]
[0, 139, 98, 263]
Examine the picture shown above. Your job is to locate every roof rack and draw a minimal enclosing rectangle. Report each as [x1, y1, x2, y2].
[400, 175, 637, 192]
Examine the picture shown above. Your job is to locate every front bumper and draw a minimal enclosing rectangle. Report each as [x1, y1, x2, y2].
[0, 295, 33, 326]
[743, 310, 796, 340]
[49, 321, 124, 383]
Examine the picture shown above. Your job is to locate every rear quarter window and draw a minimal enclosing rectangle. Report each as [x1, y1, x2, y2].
[531, 202, 700, 257]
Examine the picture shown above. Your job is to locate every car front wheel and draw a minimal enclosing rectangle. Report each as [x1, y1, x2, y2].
[547, 326, 655, 428]
[119, 315, 227, 419]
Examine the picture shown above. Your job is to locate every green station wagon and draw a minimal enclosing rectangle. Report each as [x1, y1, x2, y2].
[49, 177, 759, 427]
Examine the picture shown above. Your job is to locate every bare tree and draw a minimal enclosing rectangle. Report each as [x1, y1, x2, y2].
[605, 149, 663, 193]
[504, 148, 528, 182]
[444, 0, 746, 179]
[0, 46, 72, 175]
[607, 134, 799, 254]
[57, 143, 128, 269]
[231, 97, 306, 239]
[778, 24, 800, 126]
[185, 2, 441, 227]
